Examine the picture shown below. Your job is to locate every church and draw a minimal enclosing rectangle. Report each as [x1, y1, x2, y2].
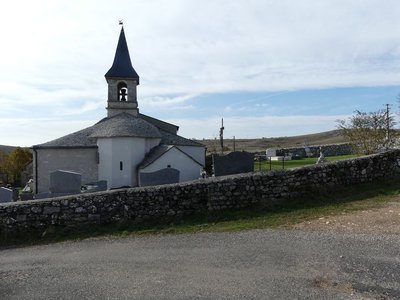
[32, 27, 205, 194]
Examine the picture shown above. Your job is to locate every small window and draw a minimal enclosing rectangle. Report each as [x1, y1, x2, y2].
[120, 161, 123, 171]
[167, 165, 171, 168]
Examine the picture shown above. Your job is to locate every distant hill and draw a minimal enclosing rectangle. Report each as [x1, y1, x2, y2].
[0, 145, 17, 154]
[198, 130, 346, 153]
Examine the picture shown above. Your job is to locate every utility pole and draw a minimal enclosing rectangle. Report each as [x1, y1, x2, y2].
[385, 103, 390, 143]
[219, 118, 224, 154]
[233, 136, 236, 152]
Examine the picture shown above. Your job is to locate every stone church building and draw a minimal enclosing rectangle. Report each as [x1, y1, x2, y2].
[32, 27, 205, 194]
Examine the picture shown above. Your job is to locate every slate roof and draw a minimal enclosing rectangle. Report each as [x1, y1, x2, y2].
[32, 126, 98, 149]
[33, 113, 203, 149]
[139, 113, 179, 134]
[105, 27, 140, 82]
[90, 113, 161, 138]
[138, 144, 202, 169]
[160, 130, 203, 147]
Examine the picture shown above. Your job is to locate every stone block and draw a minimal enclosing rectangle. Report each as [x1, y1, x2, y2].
[212, 151, 254, 176]
[139, 168, 180, 187]
[50, 170, 82, 194]
[0, 187, 13, 203]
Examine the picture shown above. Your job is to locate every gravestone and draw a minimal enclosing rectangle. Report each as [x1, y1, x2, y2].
[316, 148, 327, 164]
[82, 180, 108, 193]
[212, 151, 254, 176]
[266, 148, 276, 157]
[304, 146, 312, 157]
[50, 170, 82, 195]
[139, 168, 180, 187]
[0, 187, 13, 203]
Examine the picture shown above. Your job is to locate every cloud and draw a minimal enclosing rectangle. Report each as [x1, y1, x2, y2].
[0, 118, 96, 147]
[140, 94, 199, 110]
[1, 1, 400, 145]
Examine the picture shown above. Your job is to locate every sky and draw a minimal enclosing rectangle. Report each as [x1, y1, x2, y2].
[1, 0, 400, 146]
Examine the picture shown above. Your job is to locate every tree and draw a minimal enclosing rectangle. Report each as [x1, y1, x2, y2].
[0, 149, 8, 183]
[337, 109, 397, 155]
[4, 147, 32, 185]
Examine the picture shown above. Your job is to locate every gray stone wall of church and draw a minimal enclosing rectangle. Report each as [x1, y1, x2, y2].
[3, 150, 400, 236]
[34, 148, 98, 194]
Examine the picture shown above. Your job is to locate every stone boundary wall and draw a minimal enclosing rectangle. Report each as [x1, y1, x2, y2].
[1, 150, 399, 236]
[275, 143, 353, 157]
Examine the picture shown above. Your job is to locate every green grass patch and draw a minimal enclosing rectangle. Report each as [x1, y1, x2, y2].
[254, 154, 358, 171]
[1, 177, 399, 249]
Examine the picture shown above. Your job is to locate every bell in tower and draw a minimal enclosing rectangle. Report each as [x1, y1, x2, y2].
[118, 82, 128, 102]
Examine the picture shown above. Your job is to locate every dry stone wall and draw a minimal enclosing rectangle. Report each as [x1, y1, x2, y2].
[275, 143, 353, 157]
[1, 150, 400, 236]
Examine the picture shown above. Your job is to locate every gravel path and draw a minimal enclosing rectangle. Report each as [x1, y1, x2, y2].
[1, 228, 399, 299]
[294, 199, 400, 234]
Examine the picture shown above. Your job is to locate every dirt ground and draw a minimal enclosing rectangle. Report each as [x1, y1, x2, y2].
[293, 199, 400, 234]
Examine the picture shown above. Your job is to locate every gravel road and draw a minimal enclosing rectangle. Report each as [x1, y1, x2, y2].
[1, 228, 399, 299]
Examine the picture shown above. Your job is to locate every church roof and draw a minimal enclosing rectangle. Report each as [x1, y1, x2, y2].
[159, 130, 203, 147]
[105, 27, 140, 82]
[32, 126, 98, 149]
[138, 144, 202, 169]
[90, 113, 161, 138]
[33, 113, 203, 149]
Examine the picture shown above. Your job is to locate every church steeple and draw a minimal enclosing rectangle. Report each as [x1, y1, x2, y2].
[105, 27, 140, 82]
[105, 26, 140, 117]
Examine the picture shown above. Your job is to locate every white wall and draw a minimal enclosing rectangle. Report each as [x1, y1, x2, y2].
[97, 137, 160, 188]
[176, 145, 205, 166]
[34, 148, 98, 194]
[146, 138, 161, 153]
[140, 147, 202, 182]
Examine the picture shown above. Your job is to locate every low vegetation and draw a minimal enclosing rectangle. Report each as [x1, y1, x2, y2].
[2, 177, 399, 248]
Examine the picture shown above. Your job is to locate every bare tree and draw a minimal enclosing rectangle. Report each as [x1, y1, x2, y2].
[337, 109, 397, 155]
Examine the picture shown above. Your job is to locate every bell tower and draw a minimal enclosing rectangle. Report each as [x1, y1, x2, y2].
[105, 26, 140, 117]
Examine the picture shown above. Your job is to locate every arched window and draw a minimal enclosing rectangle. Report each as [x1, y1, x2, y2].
[118, 82, 128, 101]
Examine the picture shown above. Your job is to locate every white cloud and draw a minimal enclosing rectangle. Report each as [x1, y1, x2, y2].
[140, 94, 199, 110]
[1, 1, 399, 145]
[0, 118, 96, 147]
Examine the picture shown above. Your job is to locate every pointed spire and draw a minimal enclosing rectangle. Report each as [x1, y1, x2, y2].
[105, 27, 140, 84]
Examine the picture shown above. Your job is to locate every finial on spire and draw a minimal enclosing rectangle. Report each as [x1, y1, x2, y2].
[119, 20, 123, 26]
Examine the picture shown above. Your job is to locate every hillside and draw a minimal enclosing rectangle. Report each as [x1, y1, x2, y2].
[0, 145, 16, 154]
[1, 130, 346, 155]
[198, 130, 346, 153]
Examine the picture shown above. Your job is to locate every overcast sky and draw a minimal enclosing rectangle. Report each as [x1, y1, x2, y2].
[1, 0, 400, 146]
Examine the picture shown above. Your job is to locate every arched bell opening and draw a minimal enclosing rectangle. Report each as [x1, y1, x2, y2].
[118, 82, 128, 102]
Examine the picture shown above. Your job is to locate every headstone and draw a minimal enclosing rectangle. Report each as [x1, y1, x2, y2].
[304, 146, 312, 157]
[49, 170, 82, 194]
[0, 187, 13, 203]
[212, 151, 254, 176]
[82, 180, 108, 193]
[22, 178, 33, 193]
[316, 148, 326, 164]
[266, 148, 276, 157]
[139, 168, 180, 187]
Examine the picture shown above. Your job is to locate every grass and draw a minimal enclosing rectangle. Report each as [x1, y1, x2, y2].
[1, 177, 399, 248]
[254, 154, 358, 171]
